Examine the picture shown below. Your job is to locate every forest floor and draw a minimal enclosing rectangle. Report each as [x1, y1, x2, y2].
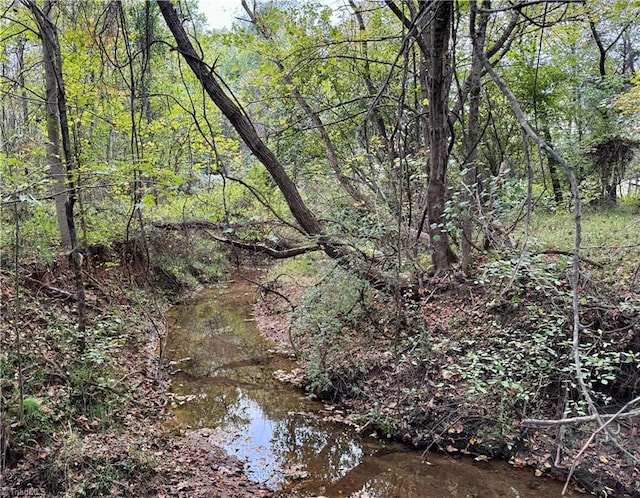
[253, 267, 640, 498]
[0, 256, 273, 497]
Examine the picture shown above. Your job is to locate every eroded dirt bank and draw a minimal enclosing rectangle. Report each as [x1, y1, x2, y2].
[1, 254, 273, 497]
[252, 273, 640, 498]
[2, 247, 637, 497]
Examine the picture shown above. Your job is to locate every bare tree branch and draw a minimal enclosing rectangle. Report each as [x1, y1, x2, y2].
[522, 403, 640, 427]
[202, 231, 320, 259]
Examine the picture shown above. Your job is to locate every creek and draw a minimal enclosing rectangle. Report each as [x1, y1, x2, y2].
[165, 272, 577, 497]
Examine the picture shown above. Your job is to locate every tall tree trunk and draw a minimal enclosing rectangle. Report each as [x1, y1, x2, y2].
[140, 1, 154, 122]
[462, 1, 489, 271]
[27, 0, 86, 335]
[424, 1, 454, 274]
[35, 2, 72, 248]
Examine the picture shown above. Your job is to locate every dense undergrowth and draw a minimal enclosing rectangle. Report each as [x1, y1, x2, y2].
[260, 203, 640, 496]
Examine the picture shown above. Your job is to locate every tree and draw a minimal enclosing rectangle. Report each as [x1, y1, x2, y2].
[24, 0, 86, 334]
[586, 0, 640, 203]
[157, 1, 322, 236]
[590, 137, 638, 204]
[18, 0, 70, 247]
[158, 0, 433, 290]
[460, 0, 490, 269]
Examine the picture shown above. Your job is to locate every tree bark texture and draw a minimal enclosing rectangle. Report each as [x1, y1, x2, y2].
[27, 0, 86, 334]
[32, 1, 71, 248]
[424, 1, 454, 274]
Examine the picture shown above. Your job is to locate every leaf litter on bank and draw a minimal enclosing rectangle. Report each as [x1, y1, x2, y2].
[1, 260, 274, 497]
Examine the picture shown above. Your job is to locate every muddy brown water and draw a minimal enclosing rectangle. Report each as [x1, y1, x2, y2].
[165, 273, 578, 497]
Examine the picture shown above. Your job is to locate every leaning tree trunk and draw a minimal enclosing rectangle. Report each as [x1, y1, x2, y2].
[157, 0, 407, 292]
[157, 0, 323, 238]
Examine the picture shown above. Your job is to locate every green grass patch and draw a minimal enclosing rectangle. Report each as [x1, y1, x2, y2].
[266, 251, 325, 283]
[527, 205, 640, 251]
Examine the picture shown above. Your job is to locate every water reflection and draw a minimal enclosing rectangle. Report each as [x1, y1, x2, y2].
[166, 278, 367, 491]
[165, 275, 577, 497]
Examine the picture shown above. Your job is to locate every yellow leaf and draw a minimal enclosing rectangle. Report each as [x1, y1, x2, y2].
[599, 455, 609, 464]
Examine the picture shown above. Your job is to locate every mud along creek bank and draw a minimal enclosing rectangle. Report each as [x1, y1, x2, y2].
[164, 273, 578, 497]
